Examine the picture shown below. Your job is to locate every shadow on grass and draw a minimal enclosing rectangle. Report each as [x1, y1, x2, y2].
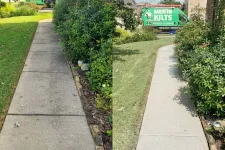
[113, 47, 140, 62]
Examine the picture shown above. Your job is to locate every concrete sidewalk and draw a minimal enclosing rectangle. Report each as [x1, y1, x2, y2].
[0, 19, 95, 150]
[136, 45, 209, 150]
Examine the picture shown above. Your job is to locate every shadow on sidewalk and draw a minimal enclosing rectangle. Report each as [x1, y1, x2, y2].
[168, 54, 197, 117]
[173, 87, 198, 117]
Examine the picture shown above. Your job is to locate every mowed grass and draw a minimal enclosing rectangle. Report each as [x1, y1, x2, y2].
[0, 13, 52, 125]
[113, 37, 175, 150]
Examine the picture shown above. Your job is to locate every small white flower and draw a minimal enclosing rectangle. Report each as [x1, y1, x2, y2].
[102, 84, 106, 88]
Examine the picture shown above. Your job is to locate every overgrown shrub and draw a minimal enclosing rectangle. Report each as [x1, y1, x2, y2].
[174, 21, 209, 71]
[56, 0, 116, 63]
[0, 2, 15, 18]
[53, 0, 75, 27]
[54, 0, 138, 111]
[12, 6, 36, 16]
[185, 47, 225, 117]
[175, 8, 225, 117]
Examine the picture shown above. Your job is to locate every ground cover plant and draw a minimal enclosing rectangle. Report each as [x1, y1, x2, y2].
[0, 13, 53, 128]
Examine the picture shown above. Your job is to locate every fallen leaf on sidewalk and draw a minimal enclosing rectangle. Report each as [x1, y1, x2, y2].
[14, 122, 20, 128]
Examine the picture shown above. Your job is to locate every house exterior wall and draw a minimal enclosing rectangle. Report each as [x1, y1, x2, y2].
[185, 0, 207, 19]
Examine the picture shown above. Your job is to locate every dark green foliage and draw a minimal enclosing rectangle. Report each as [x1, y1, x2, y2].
[0, 1, 6, 7]
[116, 2, 138, 31]
[53, 0, 122, 111]
[185, 47, 225, 117]
[87, 40, 112, 110]
[175, 15, 225, 117]
[174, 21, 209, 71]
[53, 0, 76, 27]
[159, 0, 181, 5]
[54, 0, 138, 111]
[65, 1, 116, 62]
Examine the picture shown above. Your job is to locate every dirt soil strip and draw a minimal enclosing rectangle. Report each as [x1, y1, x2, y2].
[69, 62, 112, 150]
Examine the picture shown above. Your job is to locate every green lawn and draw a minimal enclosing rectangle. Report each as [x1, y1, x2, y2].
[113, 37, 175, 150]
[0, 13, 52, 126]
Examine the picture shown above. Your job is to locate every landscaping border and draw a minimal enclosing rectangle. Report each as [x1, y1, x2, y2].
[201, 116, 225, 150]
[68, 62, 111, 150]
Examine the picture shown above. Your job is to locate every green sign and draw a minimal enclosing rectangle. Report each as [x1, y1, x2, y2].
[142, 7, 189, 27]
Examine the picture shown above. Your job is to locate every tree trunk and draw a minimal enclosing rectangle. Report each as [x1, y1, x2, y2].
[206, 0, 215, 24]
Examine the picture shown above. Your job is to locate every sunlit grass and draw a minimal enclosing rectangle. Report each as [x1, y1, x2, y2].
[0, 13, 52, 125]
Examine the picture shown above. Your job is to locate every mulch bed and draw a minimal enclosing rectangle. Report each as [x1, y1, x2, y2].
[71, 66, 112, 150]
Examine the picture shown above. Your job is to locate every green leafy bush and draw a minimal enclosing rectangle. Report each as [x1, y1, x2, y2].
[18, 2, 42, 11]
[175, 12, 225, 117]
[56, 0, 116, 62]
[12, 6, 37, 16]
[114, 29, 157, 45]
[54, 0, 138, 112]
[87, 40, 112, 110]
[0, 2, 15, 18]
[54, 0, 116, 111]
[185, 47, 225, 117]
[174, 21, 209, 71]
[53, 0, 75, 27]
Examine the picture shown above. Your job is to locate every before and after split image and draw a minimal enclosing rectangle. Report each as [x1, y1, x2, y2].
[0, 0, 224, 149]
